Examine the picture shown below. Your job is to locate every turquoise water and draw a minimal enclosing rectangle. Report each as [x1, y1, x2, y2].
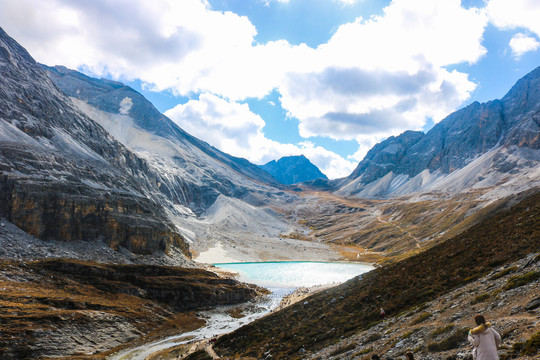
[214, 261, 374, 288]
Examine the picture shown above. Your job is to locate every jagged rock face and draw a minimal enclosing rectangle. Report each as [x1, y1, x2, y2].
[42, 64, 284, 214]
[260, 155, 328, 185]
[348, 130, 424, 184]
[502, 67, 540, 149]
[342, 66, 540, 196]
[0, 27, 189, 256]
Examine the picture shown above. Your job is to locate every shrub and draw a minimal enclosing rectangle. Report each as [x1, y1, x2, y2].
[432, 324, 455, 338]
[503, 271, 540, 290]
[427, 328, 468, 352]
[364, 333, 382, 344]
[471, 293, 490, 304]
[329, 343, 357, 357]
[521, 331, 540, 356]
[184, 350, 213, 360]
[411, 312, 432, 325]
[490, 266, 518, 280]
[402, 329, 419, 339]
[352, 347, 373, 357]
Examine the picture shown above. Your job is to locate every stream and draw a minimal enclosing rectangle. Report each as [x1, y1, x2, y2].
[108, 261, 373, 359]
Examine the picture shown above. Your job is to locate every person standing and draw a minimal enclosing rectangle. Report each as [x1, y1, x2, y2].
[468, 314, 501, 360]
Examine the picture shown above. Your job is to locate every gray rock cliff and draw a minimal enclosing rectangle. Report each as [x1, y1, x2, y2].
[0, 27, 189, 256]
[340, 66, 540, 197]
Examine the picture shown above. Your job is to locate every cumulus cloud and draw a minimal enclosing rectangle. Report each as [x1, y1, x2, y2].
[509, 33, 540, 58]
[165, 94, 356, 178]
[0, 0, 494, 176]
[281, 0, 485, 141]
[487, 0, 540, 38]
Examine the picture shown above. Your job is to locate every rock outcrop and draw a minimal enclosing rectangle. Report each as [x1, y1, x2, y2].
[0, 258, 263, 359]
[0, 27, 189, 256]
[260, 154, 328, 185]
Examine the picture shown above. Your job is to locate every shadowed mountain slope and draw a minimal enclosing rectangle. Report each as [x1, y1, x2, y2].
[260, 155, 328, 185]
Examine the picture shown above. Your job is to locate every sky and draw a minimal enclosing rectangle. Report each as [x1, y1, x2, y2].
[0, 0, 539, 179]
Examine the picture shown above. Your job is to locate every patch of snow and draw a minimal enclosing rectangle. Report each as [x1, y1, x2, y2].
[119, 97, 133, 115]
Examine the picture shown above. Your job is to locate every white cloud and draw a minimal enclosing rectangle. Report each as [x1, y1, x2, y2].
[509, 33, 540, 58]
[298, 142, 357, 179]
[487, 0, 540, 38]
[279, 0, 485, 141]
[165, 94, 356, 178]
[0, 0, 491, 178]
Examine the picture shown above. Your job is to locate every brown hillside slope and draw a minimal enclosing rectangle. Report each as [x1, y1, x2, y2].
[0, 259, 263, 360]
[215, 188, 540, 359]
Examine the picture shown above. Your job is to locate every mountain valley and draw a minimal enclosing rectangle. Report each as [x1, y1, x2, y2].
[0, 24, 539, 360]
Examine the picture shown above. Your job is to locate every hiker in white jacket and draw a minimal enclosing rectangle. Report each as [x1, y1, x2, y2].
[468, 314, 501, 360]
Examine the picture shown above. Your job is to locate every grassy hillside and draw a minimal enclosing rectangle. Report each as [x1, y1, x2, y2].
[291, 190, 525, 261]
[215, 188, 540, 359]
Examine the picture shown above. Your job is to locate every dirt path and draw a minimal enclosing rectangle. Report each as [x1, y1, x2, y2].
[377, 215, 421, 249]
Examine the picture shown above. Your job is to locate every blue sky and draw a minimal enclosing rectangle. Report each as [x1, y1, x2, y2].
[1, 0, 539, 178]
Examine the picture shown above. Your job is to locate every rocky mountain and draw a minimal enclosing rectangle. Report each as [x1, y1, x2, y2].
[334, 67, 540, 198]
[0, 27, 273, 359]
[260, 154, 328, 185]
[41, 64, 285, 215]
[0, 27, 189, 258]
[38, 62, 305, 261]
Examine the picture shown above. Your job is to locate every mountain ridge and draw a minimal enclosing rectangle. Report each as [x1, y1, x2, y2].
[260, 154, 328, 185]
[42, 64, 282, 188]
[326, 65, 540, 198]
[0, 26, 190, 257]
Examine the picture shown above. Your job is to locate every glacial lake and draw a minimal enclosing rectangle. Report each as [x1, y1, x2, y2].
[213, 261, 374, 288]
[109, 261, 373, 360]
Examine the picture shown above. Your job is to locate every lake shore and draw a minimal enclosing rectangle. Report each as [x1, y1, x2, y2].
[273, 283, 336, 312]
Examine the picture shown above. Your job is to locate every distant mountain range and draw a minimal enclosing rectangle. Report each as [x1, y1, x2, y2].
[260, 155, 328, 185]
[305, 66, 540, 199]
